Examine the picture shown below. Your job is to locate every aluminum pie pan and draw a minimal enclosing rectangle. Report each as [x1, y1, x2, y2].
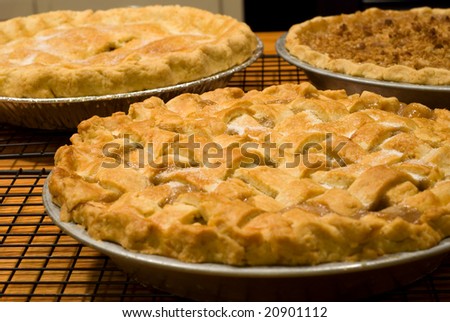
[0, 38, 263, 130]
[42, 173, 450, 301]
[276, 33, 450, 109]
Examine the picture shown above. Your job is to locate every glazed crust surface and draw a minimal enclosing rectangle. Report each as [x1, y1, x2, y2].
[49, 83, 450, 266]
[285, 7, 450, 85]
[0, 6, 257, 98]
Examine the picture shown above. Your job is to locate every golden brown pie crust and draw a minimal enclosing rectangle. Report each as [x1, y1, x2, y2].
[0, 6, 257, 98]
[49, 83, 450, 266]
[285, 7, 450, 85]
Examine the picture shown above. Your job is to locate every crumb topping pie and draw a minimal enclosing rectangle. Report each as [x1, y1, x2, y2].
[285, 7, 450, 85]
[48, 83, 450, 266]
[0, 5, 257, 98]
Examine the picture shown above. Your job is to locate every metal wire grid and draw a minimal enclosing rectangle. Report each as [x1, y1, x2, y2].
[0, 169, 185, 301]
[0, 54, 449, 302]
[0, 126, 72, 160]
[228, 54, 308, 91]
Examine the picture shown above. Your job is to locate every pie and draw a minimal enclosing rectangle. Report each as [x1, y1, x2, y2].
[0, 5, 258, 98]
[48, 83, 450, 266]
[285, 7, 450, 86]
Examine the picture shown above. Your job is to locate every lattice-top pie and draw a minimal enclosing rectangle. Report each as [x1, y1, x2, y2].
[48, 83, 450, 266]
[0, 6, 257, 98]
[285, 7, 450, 85]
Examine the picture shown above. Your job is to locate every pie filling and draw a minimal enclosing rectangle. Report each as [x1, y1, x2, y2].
[49, 83, 450, 266]
[285, 7, 450, 85]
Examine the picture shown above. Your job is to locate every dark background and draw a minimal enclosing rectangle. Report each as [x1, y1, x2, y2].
[244, 0, 450, 31]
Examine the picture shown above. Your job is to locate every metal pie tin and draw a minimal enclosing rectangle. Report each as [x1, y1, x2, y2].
[43, 173, 450, 301]
[0, 38, 263, 130]
[276, 33, 450, 109]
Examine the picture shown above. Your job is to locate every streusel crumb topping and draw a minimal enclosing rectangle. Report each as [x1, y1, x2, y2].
[297, 8, 450, 70]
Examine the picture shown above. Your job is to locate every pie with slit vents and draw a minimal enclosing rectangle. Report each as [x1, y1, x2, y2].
[0, 5, 257, 98]
[285, 7, 450, 86]
[48, 83, 450, 266]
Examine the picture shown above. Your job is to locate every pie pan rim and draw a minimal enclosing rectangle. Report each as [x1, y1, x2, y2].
[43, 171, 450, 278]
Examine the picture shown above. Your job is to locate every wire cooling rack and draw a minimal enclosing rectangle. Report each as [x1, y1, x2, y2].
[1, 55, 450, 302]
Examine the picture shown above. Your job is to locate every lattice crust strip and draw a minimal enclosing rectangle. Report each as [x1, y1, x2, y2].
[49, 83, 450, 266]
